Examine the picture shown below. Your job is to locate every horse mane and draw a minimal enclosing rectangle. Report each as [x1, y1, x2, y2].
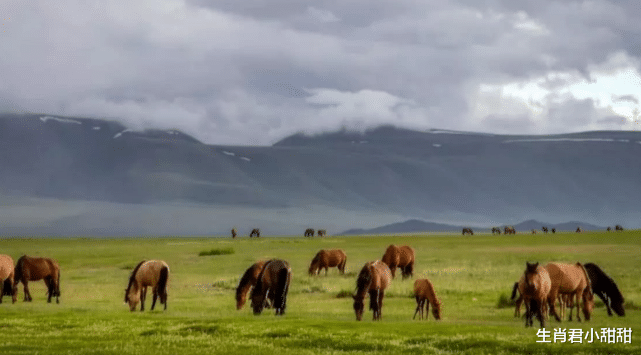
[355, 263, 373, 297]
[237, 262, 260, 299]
[124, 260, 146, 303]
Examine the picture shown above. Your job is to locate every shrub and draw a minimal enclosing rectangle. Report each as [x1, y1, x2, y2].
[198, 248, 235, 256]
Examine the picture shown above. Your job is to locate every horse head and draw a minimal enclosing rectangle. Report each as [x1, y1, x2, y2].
[582, 288, 595, 321]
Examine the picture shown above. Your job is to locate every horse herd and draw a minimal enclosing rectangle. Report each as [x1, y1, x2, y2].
[0, 246, 626, 326]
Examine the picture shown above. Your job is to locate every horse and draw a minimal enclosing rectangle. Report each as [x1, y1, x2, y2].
[308, 249, 347, 276]
[512, 262, 551, 328]
[504, 226, 516, 235]
[576, 227, 582, 233]
[249, 228, 261, 238]
[250, 259, 291, 315]
[236, 260, 268, 310]
[606, 226, 612, 232]
[231, 228, 237, 238]
[531, 229, 537, 234]
[317, 229, 326, 237]
[14, 255, 60, 304]
[304, 228, 315, 237]
[491, 227, 501, 235]
[124, 260, 170, 312]
[381, 245, 415, 279]
[551, 228, 556, 233]
[584, 262, 625, 316]
[413, 278, 441, 320]
[615, 225, 624, 231]
[462, 227, 474, 235]
[511, 281, 549, 319]
[0, 255, 17, 304]
[542, 226, 548, 233]
[353, 260, 392, 321]
[544, 262, 594, 322]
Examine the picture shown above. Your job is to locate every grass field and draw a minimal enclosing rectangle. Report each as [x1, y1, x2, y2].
[1, 231, 640, 354]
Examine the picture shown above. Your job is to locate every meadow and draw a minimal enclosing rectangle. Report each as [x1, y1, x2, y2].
[1, 231, 640, 354]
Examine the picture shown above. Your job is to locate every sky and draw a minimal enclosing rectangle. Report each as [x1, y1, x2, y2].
[2, 0, 641, 145]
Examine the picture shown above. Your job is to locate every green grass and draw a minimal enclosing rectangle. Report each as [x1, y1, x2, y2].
[1, 231, 640, 354]
[198, 247, 235, 256]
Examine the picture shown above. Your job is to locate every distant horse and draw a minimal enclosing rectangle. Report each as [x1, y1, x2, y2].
[308, 249, 347, 276]
[491, 227, 501, 235]
[236, 260, 268, 310]
[542, 226, 548, 233]
[551, 228, 556, 233]
[14, 255, 60, 304]
[504, 226, 516, 235]
[615, 225, 624, 231]
[606, 227, 612, 232]
[544, 262, 594, 322]
[584, 262, 625, 316]
[413, 278, 441, 320]
[353, 260, 392, 321]
[251, 259, 291, 315]
[231, 228, 237, 238]
[304, 228, 315, 237]
[124, 260, 170, 311]
[317, 229, 326, 237]
[381, 245, 415, 279]
[531, 229, 537, 234]
[249, 228, 260, 238]
[576, 227, 582, 233]
[0, 255, 16, 304]
[462, 228, 474, 235]
[512, 262, 551, 328]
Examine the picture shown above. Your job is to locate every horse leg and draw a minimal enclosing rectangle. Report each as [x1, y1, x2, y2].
[536, 299, 546, 328]
[378, 290, 384, 320]
[23, 280, 32, 302]
[514, 295, 522, 318]
[574, 293, 581, 322]
[547, 294, 562, 322]
[413, 296, 421, 320]
[140, 286, 147, 311]
[45, 277, 53, 303]
[151, 287, 158, 311]
[425, 299, 430, 320]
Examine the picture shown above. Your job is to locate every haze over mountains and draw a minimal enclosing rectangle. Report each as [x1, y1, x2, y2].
[0, 113, 639, 236]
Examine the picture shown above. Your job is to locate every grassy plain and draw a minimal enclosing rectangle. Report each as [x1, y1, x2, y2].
[1, 231, 640, 354]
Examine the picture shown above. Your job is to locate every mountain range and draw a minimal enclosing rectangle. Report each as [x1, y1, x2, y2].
[0, 113, 638, 236]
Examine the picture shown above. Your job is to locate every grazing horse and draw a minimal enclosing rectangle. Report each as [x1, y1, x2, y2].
[584, 263, 625, 316]
[531, 229, 537, 234]
[606, 226, 612, 232]
[491, 227, 501, 235]
[413, 278, 441, 320]
[236, 260, 268, 310]
[353, 260, 392, 321]
[317, 229, 326, 237]
[544, 262, 594, 322]
[462, 227, 474, 235]
[512, 262, 551, 328]
[231, 228, 237, 238]
[381, 245, 415, 279]
[576, 227, 582, 233]
[542, 226, 548, 233]
[249, 228, 261, 238]
[615, 225, 624, 231]
[124, 260, 170, 312]
[504, 226, 516, 235]
[0, 255, 17, 304]
[308, 249, 347, 276]
[304, 228, 315, 237]
[551, 228, 556, 233]
[251, 259, 291, 316]
[14, 255, 60, 304]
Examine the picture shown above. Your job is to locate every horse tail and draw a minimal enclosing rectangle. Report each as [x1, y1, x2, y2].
[341, 253, 347, 274]
[125, 260, 146, 303]
[511, 282, 519, 300]
[14, 255, 25, 284]
[157, 266, 169, 303]
[275, 267, 290, 314]
[56, 267, 61, 297]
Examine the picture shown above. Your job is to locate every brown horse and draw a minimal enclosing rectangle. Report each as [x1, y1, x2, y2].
[542, 226, 549, 233]
[551, 228, 556, 233]
[353, 260, 392, 321]
[250, 259, 291, 315]
[317, 229, 326, 237]
[576, 227, 582, 233]
[615, 225, 624, 231]
[231, 228, 237, 238]
[381, 245, 415, 279]
[491, 227, 501, 235]
[14, 255, 60, 304]
[249, 228, 261, 238]
[531, 229, 537, 234]
[124, 260, 170, 311]
[413, 278, 441, 320]
[504, 226, 516, 234]
[512, 262, 551, 328]
[544, 262, 594, 322]
[304, 228, 315, 237]
[309, 249, 347, 276]
[0, 255, 17, 304]
[462, 227, 474, 235]
[236, 260, 268, 310]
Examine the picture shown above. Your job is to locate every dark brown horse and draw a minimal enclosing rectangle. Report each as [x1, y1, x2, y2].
[491, 227, 501, 235]
[551, 228, 556, 233]
[231, 228, 237, 238]
[14, 255, 60, 304]
[504, 226, 516, 234]
[606, 226, 612, 232]
[542, 226, 548, 233]
[304, 228, 315, 237]
[353, 260, 392, 321]
[308, 249, 347, 276]
[251, 259, 291, 315]
[381, 245, 415, 279]
[249, 228, 261, 238]
[0, 255, 16, 304]
[544, 262, 594, 322]
[124, 260, 170, 311]
[413, 278, 441, 320]
[462, 227, 474, 235]
[615, 225, 624, 231]
[584, 262, 625, 316]
[576, 227, 582, 233]
[317, 229, 326, 237]
[512, 262, 551, 328]
[236, 260, 268, 310]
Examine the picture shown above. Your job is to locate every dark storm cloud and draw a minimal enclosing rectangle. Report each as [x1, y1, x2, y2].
[1, 0, 639, 145]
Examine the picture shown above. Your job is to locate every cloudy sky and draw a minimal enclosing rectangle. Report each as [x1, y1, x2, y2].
[2, 0, 640, 145]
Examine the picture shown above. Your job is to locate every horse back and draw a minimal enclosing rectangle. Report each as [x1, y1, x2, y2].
[398, 246, 415, 265]
[15, 256, 59, 281]
[545, 262, 587, 294]
[137, 260, 170, 287]
[261, 259, 290, 288]
[0, 255, 14, 279]
[381, 245, 400, 266]
[372, 261, 392, 290]
[413, 278, 436, 299]
[324, 249, 346, 267]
